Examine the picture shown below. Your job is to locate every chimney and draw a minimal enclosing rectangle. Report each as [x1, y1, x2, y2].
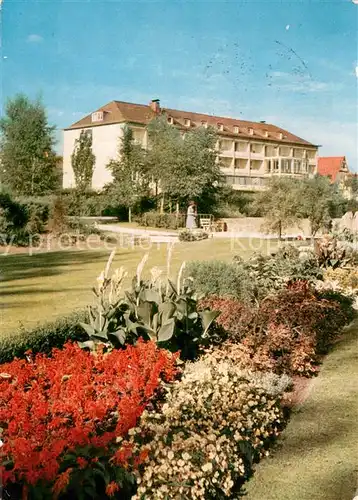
[149, 99, 160, 113]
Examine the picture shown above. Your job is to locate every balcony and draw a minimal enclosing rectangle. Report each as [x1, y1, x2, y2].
[225, 174, 267, 191]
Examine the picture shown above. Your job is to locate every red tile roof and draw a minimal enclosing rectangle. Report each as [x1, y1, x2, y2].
[317, 156, 348, 182]
[66, 100, 317, 147]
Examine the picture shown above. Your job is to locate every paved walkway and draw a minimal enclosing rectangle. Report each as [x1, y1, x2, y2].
[97, 224, 310, 243]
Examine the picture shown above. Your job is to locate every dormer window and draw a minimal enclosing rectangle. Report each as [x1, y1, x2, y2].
[91, 111, 104, 123]
[201, 121, 208, 128]
[264, 130, 269, 138]
[278, 132, 283, 140]
[184, 118, 191, 127]
[217, 123, 224, 131]
[248, 127, 254, 135]
[234, 126, 239, 134]
[167, 116, 174, 125]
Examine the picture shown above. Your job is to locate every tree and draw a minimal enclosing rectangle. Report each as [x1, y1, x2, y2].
[297, 175, 346, 235]
[106, 126, 148, 222]
[146, 116, 222, 212]
[0, 94, 59, 195]
[343, 175, 358, 215]
[71, 130, 95, 191]
[253, 177, 302, 239]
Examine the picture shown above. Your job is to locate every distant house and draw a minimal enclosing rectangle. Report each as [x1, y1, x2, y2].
[63, 98, 319, 191]
[317, 156, 351, 198]
[317, 156, 350, 183]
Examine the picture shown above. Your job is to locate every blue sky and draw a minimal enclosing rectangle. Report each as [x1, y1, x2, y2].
[1, 0, 357, 167]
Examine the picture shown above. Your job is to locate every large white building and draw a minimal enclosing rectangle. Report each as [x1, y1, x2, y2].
[63, 99, 318, 191]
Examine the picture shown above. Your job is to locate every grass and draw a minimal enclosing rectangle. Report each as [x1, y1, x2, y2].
[0, 237, 279, 336]
[243, 322, 358, 500]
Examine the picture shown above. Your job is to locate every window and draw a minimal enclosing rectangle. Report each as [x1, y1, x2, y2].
[167, 116, 174, 125]
[234, 126, 239, 134]
[217, 123, 224, 131]
[248, 127, 254, 135]
[279, 146, 290, 157]
[201, 121, 208, 128]
[282, 159, 291, 173]
[91, 111, 104, 123]
[235, 141, 248, 152]
[251, 143, 263, 154]
[184, 118, 191, 127]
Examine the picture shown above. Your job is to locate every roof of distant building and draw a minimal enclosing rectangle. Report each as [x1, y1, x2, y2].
[317, 156, 348, 182]
[65, 99, 317, 147]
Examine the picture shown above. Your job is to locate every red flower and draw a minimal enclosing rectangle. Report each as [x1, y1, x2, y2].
[106, 481, 120, 497]
[0, 341, 178, 492]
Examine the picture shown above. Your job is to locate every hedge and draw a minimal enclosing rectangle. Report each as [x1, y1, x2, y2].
[0, 310, 88, 364]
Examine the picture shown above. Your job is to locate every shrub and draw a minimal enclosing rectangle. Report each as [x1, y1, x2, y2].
[0, 192, 40, 246]
[201, 284, 354, 376]
[139, 212, 185, 230]
[126, 358, 289, 499]
[48, 196, 68, 234]
[0, 340, 178, 499]
[186, 260, 255, 301]
[199, 296, 254, 340]
[238, 247, 322, 300]
[178, 229, 209, 242]
[0, 310, 88, 364]
[17, 197, 51, 234]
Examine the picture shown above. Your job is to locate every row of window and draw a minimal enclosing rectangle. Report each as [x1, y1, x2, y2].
[167, 116, 286, 139]
[219, 141, 316, 159]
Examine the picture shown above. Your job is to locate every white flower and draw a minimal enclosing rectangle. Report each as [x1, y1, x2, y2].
[201, 462, 213, 472]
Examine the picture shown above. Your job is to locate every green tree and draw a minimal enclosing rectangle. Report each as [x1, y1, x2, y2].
[297, 175, 346, 235]
[343, 176, 358, 215]
[71, 130, 95, 191]
[106, 126, 148, 222]
[253, 177, 302, 239]
[146, 116, 221, 212]
[0, 94, 59, 195]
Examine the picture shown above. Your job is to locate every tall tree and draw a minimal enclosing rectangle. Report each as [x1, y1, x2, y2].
[0, 94, 59, 195]
[253, 177, 302, 239]
[106, 126, 148, 222]
[146, 115, 183, 211]
[297, 175, 346, 235]
[146, 116, 222, 212]
[71, 130, 95, 191]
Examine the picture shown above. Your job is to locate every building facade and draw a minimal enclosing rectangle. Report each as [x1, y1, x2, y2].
[63, 99, 319, 191]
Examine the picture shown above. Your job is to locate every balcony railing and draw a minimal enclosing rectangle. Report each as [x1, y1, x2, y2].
[225, 175, 267, 187]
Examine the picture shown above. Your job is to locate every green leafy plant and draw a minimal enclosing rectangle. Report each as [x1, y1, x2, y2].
[79, 252, 220, 359]
[314, 235, 358, 269]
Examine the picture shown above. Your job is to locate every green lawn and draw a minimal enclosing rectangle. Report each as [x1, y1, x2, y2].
[0, 237, 278, 336]
[244, 322, 358, 500]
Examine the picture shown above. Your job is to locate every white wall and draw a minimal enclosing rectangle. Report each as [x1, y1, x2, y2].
[62, 123, 124, 190]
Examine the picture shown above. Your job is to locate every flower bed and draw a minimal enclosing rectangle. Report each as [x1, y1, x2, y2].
[0, 340, 178, 499]
[125, 358, 290, 499]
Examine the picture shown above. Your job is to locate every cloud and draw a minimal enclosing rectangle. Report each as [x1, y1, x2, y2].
[27, 34, 44, 44]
